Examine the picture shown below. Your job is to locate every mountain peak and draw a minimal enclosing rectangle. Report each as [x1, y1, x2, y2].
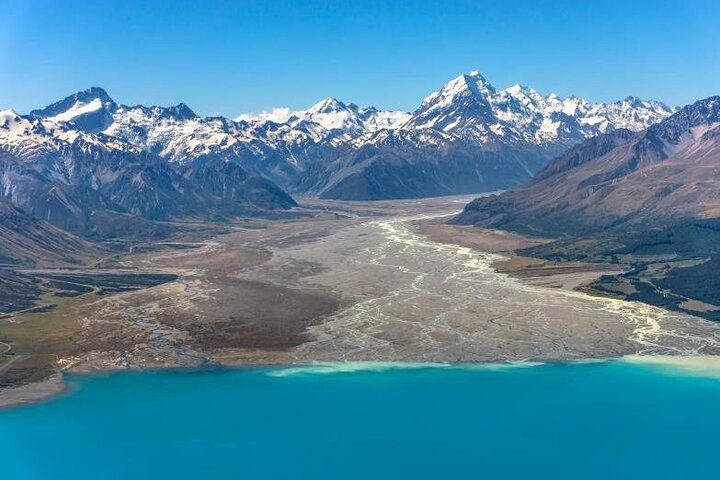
[465, 69, 494, 86]
[504, 83, 540, 98]
[30, 87, 118, 132]
[164, 102, 197, 120]
[421, 70, 497, 110]
[465, 70, 490, 82]
[408, 70, 499, 131]
[308, 97, 348, 114]
[0, 109, 23, 132]
[445, 70, 495, 96]
[506, 83, 524, 93]
[75, 86, 113, 102]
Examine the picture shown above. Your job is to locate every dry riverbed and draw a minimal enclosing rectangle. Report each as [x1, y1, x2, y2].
[420, 221, 627, 290]
[3, 195, 720, 407]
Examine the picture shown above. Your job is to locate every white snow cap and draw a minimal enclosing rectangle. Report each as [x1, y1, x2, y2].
[0, 109, 21, 124]
[235, 107, 298, 123]
[406, 69, 675, 144]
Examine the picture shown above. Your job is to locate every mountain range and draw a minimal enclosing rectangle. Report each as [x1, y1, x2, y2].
[0, 107, 295, 237]
[1, 70, 673, 236]
[452, 96, 720, 234]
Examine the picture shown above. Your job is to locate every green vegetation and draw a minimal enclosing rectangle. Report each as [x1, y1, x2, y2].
[655, 258, 720, 311]
[519, 219, 720, 320]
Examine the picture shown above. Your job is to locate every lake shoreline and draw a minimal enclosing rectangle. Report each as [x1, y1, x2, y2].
[8, 354, 720, 410]
[0, 374, 66, 410]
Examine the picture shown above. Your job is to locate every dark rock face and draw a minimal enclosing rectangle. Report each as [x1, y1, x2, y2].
[311, 139, 547, 201]
[648, 96, 720, 145]
[182, 158, 296, 210]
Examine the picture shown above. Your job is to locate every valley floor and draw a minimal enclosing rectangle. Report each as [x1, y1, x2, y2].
[3, 195, 720, 407]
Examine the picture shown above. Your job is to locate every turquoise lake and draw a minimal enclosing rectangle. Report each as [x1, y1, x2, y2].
[1, 359, 719, 479]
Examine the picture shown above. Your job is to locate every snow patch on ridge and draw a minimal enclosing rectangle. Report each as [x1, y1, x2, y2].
[46, 98, 103, 123]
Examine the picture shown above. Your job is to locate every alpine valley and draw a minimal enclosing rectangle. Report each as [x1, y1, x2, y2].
[2, 70, 673, 237]
[6, 70, 720, 410]
[7, 1, 720, 477]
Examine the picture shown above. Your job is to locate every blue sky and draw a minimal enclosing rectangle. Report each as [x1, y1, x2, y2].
[1, 0, 719, 116]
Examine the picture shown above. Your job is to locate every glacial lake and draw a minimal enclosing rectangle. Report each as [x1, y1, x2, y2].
[2, 359, 719, 479]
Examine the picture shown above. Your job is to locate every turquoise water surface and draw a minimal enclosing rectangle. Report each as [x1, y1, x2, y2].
[1, 360, 719, 479]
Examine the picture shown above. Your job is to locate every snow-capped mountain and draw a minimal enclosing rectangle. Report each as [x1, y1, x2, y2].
[403, 71, 674, 152]
[295, 71, 673, 199]
[287, 97, 410, 135]
[29, 86, 118, 133]
[13, 69, 674, 205]
[236, 98, 411, 134]
[0, 102, 296, 237]
[452, 96, 720, 234]
[0, 107, 132, 159]
[102, 94, 409, 165]
[24, 88, 411, 188]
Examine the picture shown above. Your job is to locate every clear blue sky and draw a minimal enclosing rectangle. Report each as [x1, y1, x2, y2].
[1, 0, 719, 116]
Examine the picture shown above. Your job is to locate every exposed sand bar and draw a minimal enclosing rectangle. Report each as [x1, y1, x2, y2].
[623, 355, 720, 379]
[0, 374, 64, 409]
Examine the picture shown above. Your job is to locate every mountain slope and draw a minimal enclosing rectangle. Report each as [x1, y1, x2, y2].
[299, 129, 547, 200]
[0, 198, 107, 313]
[452, 96, 720, 235]
[0, 198, 100, 266]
